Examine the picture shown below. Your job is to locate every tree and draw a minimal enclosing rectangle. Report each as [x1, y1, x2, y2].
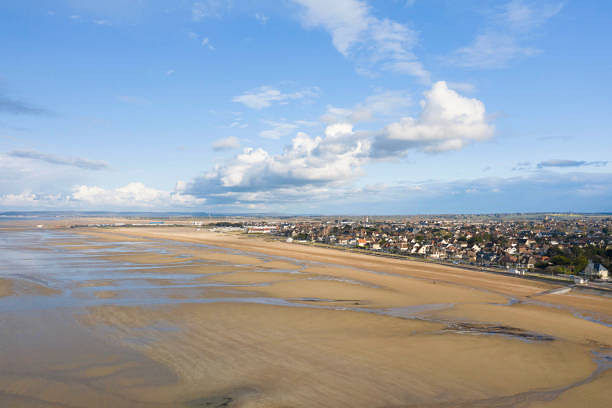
[573, 255, 588, 273]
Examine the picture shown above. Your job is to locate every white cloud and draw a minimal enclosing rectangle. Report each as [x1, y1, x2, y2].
[448, 0, 563, 69]
[0, 191, 42, 207]
[446, 81, 477, 93]
[372, 81, 494, 155]
[0, 182, 204, 210]
[187, 32, 215, 50]
[192, 1, 228, 21]
[71, 182, 204, 208]
[291, 0, 428, 81]
[186, 82, 494, 206]
[259, 119, 317, 139]
[232, 86, 320, 109]
[450, 33, 539, 69]
[212, 136, 241, 151]
[322, 89, 412, 123]
[229, 120, 248, 128]
[501, 0, 564, 32]
[185, 123, 369, 204]
[201, 37, 215, 50]
[0, 191, 72, 209]
[259, 121, 298, 140]
[255, 13, 269, 24]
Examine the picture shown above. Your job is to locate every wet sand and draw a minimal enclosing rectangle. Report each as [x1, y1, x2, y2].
[0, 226, 610, 407]
[0, 278, 12, 297]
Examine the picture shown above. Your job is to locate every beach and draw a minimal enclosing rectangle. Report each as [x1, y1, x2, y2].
[0, 225, 610, 407]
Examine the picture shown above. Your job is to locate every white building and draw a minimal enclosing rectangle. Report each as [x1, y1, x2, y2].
[582, 261, 609, 280]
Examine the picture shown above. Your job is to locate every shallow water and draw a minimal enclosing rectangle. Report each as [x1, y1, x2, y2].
[0, 230, 275, 311]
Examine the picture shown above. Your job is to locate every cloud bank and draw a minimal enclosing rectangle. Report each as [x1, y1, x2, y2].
[0, 182, 204, 210]
[186, 81, 494, 206]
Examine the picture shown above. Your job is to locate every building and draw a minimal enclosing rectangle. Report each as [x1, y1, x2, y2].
[246, 225, 277, 234]
[582, 260, 609, 280]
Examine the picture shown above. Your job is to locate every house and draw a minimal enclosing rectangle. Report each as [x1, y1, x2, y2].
[247, 226, 277, 234]
[582, 261, 609, 280]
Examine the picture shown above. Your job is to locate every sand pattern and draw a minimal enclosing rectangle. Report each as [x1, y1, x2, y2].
[0, 226, 610, 407]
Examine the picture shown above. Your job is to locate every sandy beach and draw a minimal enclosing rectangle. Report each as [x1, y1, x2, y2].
[0, 226, 610, 407]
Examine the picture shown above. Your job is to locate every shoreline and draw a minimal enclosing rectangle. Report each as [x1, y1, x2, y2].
[73, 226, 612, 323]
[1, 226, 610, 407]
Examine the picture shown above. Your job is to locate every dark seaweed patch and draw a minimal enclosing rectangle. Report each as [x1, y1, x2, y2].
[445, 322, 555, 342]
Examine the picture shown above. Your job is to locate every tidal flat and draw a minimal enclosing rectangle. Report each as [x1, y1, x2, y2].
[0, 226, 610, 407]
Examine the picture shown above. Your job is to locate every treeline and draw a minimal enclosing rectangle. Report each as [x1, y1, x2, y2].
[537, 245, 612, 275]
[210, 222, 243, 227]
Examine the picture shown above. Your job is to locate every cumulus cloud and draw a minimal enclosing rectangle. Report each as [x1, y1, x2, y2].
[212, 136, 241, 151]
[71, 182, 200, 207]
[537, 159, 608, 169]
[7, 150, 109, 170]
[232, 86, 320, 109]
[372, 81, 494, 156]
[0, 182, 205, 210]
[448, 0, 563, 68]
[184, 122, 369, 204]
[184, 82, 494, 207]
[0, 191, 45, 207]
[291, 0, 428, 81]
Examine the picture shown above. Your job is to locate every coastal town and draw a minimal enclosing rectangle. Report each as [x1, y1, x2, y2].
[60, 213, 611, 282]
[241, 215, 611, 281]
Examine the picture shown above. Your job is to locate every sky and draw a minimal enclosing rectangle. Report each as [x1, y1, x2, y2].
[0, 0, 611, 214]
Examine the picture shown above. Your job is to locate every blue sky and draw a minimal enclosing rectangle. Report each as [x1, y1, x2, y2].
[0, 0, 610, 213]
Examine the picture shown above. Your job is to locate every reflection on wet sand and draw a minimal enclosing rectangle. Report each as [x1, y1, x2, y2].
[0, 227, 610, 407]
